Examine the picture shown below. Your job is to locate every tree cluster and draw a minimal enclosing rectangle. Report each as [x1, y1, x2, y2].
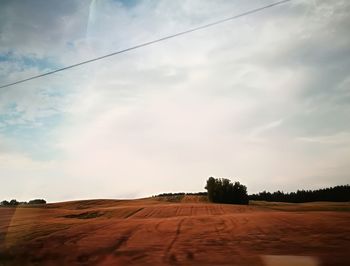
[155, 192, 207, 197]
[205, 177, 248, 205]
[249, 185, 350, 203]
[0, 199, 46, 206]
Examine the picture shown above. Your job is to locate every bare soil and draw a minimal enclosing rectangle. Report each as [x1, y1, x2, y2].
[0, 197, 349, 265]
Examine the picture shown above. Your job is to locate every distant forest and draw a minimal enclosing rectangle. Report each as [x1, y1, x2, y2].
[155, 184, 350, 204]
[155, 192, 207, 197]
[249, 185, 350, 203]
[0, 199, 46, 206]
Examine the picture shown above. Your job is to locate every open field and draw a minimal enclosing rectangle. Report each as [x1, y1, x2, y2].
[1, 197, 350, 265]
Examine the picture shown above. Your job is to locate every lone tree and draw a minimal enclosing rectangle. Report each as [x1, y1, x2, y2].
[205, 177, 248, 205]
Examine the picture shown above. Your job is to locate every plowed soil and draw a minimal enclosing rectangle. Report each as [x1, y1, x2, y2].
[0, 197, 349, 265]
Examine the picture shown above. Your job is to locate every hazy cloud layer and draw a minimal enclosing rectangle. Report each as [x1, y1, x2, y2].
[0, 0, 349, 201]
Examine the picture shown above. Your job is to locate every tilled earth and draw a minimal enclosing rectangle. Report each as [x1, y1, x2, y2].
[0, 198, 349, 265]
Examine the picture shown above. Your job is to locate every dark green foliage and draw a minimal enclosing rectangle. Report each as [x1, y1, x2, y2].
[156, 192, 186, 197]
[1, 198, 46, 206]
[249, 185, 350, 203]
[0, 199, 21, 206]
[205, 177, 248, 205]
[0, 200, 10, 206]
[28, 199, 46, 205]
[10, 199, 19, 205]
[154, 192, 207, 203]
[155, 192, 207, 197]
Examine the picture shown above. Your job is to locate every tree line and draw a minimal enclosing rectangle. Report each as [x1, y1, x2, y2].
[155, 192, 207, 197]
[0, 199, 46, 206]
[205, 178, 349, 204]
[249, 185, 350, 203]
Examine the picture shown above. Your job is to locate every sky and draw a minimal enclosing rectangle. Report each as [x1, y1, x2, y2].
[0, 0, 349, 202]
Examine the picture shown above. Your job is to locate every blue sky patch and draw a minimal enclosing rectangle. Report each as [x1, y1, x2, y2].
[114, 0, 139, 8]
[0, 51, 59, 71]
[0, 111, 64, 161]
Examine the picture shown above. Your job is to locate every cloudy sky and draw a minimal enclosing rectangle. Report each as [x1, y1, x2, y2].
[0, 0, 349, 202]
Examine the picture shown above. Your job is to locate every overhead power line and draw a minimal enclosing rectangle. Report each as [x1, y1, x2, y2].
[0, 0, 291, 89]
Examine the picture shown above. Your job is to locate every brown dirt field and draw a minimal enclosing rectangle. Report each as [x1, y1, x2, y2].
[0, 198, 349, 266]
